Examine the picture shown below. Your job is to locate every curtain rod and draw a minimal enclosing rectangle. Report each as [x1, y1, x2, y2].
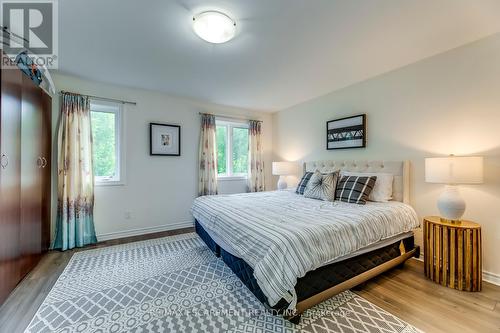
[59, 91, 137, 106]
[198, 112, 263, 122]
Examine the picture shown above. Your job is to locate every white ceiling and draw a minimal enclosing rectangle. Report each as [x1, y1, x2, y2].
[58, 0, 500, 111]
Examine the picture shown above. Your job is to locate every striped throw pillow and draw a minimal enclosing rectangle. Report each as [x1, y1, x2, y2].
[296, 172, 313, 195]
[304, 170, 339, 201]
[335, 175, 377, 204]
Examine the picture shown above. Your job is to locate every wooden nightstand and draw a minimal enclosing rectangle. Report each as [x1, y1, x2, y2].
[423, 216, 481, 291]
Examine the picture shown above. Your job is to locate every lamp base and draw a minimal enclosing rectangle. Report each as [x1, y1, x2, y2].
[277, 176, 288, 190]
[437, 185, 466, 222]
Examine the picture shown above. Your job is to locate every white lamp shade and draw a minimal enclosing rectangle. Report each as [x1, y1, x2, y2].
[272, 162, 296, 176]
[425, 156, 483, 184]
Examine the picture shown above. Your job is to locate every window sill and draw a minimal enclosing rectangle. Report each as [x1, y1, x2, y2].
[218, 176, 247, 182]
[95, 181, 125, 187]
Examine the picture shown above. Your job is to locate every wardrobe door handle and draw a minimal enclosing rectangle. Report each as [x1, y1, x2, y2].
[41, 157, 47, 168]
[0, 154, 8, 169]
[36, 157, 43, 168]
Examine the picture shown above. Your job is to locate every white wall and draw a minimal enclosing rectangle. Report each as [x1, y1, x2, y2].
[51, 73, 273, 241]
[272, 33, 500, 280]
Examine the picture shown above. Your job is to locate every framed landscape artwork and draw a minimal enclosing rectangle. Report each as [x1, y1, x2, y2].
[150, 123, 181, 156]
[326, 114, 366, 150]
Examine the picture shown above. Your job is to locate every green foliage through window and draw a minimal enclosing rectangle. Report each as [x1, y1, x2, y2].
[232, 127, 248, 174]
[216, 122, 249, 176]
[216, 125, 227, 174]
[91, 111, 116, 178]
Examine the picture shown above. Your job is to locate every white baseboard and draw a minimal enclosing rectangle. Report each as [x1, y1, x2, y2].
[483, 271, 500, 286]
[414, 251, 500, 286]
[97, 220, 194, 242]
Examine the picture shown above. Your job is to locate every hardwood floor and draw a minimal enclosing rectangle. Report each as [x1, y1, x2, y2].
[0, 228, 498, 333]
[354, 259, 500, 333]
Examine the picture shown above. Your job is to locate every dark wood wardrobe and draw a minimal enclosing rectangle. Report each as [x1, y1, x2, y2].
[0, 51, 51, 305]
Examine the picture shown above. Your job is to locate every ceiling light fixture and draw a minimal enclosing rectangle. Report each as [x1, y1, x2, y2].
[192, 11, 236, 44]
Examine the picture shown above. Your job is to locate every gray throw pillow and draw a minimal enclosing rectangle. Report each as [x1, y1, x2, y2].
[303, 170, 339, 201]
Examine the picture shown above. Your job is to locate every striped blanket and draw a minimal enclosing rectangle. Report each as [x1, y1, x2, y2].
[191, 190, 419, 309]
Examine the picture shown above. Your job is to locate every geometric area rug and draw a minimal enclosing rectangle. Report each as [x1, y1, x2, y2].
[25, 233, 422, 333]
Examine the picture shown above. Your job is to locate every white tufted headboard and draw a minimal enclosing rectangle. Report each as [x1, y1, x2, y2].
[304, 160, 410, 204]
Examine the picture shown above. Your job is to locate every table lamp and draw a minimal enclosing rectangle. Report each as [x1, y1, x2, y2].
[425, 155, 483, 223]
[272, 162, 296, 190]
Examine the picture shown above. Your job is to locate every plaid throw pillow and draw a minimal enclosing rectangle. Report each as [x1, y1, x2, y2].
[296, 172, 313, 195]
[335, 175, 377, 204]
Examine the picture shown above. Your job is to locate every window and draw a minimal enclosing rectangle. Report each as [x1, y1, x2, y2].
[90, 101, 124, 185]
[216, 120, 249, 178]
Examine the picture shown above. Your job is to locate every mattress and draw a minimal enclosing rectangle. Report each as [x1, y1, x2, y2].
[191, 190, 419, 308]
[198, 215, 412, 265]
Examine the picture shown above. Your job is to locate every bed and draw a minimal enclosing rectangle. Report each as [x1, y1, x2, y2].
[191, 160, 420, 323]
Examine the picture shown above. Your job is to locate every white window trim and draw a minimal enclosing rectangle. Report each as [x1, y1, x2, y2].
[91, 100, 126, 186]
[216, 119, 249, 180]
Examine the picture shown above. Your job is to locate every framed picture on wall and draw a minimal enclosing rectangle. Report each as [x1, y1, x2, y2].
[150, 123, 181, 156]
[326, 114, 366, 150]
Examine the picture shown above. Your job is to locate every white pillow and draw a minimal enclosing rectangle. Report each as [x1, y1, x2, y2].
[340, 171, 394, 202]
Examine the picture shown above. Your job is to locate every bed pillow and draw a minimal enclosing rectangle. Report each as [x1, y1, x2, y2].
[341, 171, 394, 202]
[296, 172, 313, 195]
[335, 175, 377, 205]
[303, 170, 339, 202]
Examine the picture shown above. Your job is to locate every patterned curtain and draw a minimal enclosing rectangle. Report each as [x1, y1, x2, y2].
[198, 113, 218, 196]
[53, 93, 97, 251]
[248, 120, 265, 192]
